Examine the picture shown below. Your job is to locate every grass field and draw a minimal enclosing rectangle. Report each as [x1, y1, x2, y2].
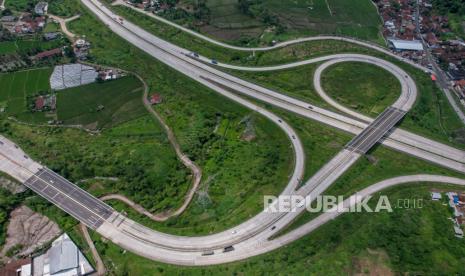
[6, 0, 80, 17]
[322, 62, 401, 116]
[56, 76, 146, 130]
[0, 41, 17, 55]
[0, 39, 66, 55]
[173, 0, 383, 45]
[0, 68, 52, 122]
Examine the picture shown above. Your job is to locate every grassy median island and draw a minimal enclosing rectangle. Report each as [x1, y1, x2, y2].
[88, 184, 465, 275]
[321, 62, 401, 116]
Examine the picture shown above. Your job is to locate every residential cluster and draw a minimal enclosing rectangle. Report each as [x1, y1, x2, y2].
[431, 191, 465, 238]
[0, 1, 92, 73]
[375, 0, 465, 102]
[1, 2, 48, 35]
[125, 0, 171, 13]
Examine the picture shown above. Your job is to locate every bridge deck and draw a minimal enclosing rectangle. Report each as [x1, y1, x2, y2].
[346, 107, 406, 154]
[23, 168, 113, 229]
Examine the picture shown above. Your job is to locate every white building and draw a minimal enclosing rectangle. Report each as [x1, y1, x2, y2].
[431, 192, 442, 201]
[34, 2, 48, 15]
[388, 39, 424, 51]
[32, 233, 94, 276]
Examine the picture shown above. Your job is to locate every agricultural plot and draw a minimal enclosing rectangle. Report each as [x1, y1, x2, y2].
[0, 68, 53, 122]
[178, 0, 383, 43]
[56, 76, 146, 130]
[0, 42, 18, 55]
[0, 40, 65, 55]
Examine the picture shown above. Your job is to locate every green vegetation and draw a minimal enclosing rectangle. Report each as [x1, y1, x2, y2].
[276, 141, 465, 235]
[89, 185, 465, 275]
[0, 68, 52, 123]
[168, 0, 383, 44]
[67, 4, 294, 198]
[322, 62, 401, 116]
[0, 41, 17, 55]
[0, 39, 65, 56]
[6, 0, 80, 17]
[57, 76, 146, 130]
[1, 1, 463, 274]
[2, 116, 191, 213]
[0, 187, 22, 247]
[113, 4, 381, 66]
[103, 108, 350, 235]
[232, 60, 465, 149]
[432, 0, 465, 15]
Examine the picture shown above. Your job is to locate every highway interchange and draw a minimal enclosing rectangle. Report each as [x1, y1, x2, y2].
[0, 0, 465, 266]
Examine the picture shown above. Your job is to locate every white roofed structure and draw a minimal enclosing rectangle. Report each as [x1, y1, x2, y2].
[32, 233, 94, 276]
[388, 39, 424, 51]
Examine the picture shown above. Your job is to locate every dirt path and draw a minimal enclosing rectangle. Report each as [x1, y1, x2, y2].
[136, 74, 202, 221]
[49, 14, 81, 41]
[79, 224, 106, 276]
[325, 0, 333, 16]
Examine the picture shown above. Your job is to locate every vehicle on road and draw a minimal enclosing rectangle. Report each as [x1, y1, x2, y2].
[201, 251, 214, 256]
[223, 246, 235, 253]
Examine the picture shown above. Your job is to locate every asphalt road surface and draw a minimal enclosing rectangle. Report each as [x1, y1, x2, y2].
[346, 107, 406, 154]
[23, 168, 113, 229]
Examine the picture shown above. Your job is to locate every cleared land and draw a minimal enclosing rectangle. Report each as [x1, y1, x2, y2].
[56, 76, 146, 130]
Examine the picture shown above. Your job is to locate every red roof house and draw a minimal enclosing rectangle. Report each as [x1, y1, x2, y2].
[35, 48, 62, 59]
[35, 96, 45, 110]
[149, 94, 162, 105]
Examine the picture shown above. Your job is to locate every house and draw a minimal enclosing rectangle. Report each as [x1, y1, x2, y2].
[0, 258, 32, 276]
[431, 192, 442, 201]
[34, 2, 48, 16]
[43, 32, 61, 41]
[454, 225, 463, 238]
[35, 96, 45, 110]
[34, 95, 56, 111]
[32, 233, 94, 276]
[97, 69, 119, 81]
[35, 48, 62, 59]
[0, 15, 17, 22]
[150, 94, 162, 105]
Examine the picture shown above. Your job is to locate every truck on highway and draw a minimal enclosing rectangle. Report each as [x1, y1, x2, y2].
[201, 251, 214, 256]
[223, 246, 235, 253]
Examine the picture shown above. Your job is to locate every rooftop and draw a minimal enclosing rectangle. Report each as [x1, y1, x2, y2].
[388, 39, 424, 51]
